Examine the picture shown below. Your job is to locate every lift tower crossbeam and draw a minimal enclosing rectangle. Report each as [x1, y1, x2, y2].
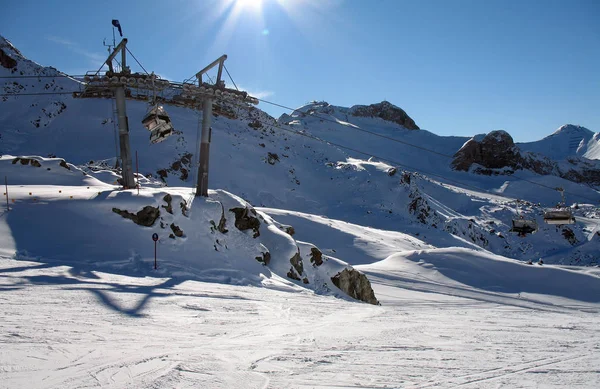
[74, 39, 258, 195]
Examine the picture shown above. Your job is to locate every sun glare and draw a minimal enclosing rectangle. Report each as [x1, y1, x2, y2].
[235, 0, 263, 11]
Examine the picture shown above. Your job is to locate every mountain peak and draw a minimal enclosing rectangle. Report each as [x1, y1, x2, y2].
[349, 100, 419, 130]
[550, 124, 593, 137]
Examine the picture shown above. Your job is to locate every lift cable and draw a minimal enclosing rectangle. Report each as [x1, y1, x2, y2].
[223, 64, 239, 91]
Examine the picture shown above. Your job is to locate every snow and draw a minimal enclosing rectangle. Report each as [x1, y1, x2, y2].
[519, 124, 600, 160]
[2, 251, 599, 388]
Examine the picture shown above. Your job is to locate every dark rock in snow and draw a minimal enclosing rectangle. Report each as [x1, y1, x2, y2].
[0, 48, 17, 69]
[12, 157, 41, 167]
[230, 206, 261, 238]
[289, 250, 304, 277]
[162, 194, 173, 214]
[310, 247, 323, 266]
[255, 251, 271, 265]
[170, 223, 184, 238]
[452, 130, 522, 172]
[112, 206, 160, 227]
[331, 268, 380, 305]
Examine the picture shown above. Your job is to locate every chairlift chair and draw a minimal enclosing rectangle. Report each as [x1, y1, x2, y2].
[543, 188, 575, 225]
[510, 199, 538, 235]
[511, 217, 538, 234]
[142, 105, 174, 144]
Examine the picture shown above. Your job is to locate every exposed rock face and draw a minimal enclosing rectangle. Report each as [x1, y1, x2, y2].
[452, 131, 522, 172]
[230, 206, 261, 238]
[162, 194, 173, 214]
[170, 223, 184, 237]
[112, 206, 160, 227]
[350, 101, 419, 130]
[12, 157, 42, 167]
[289, 250, 304, 277]
[310, 247, 323, 266]
[452, 131, 600, 187]
[255, 251, 271, 265]
[331, 268, 380, 305]
[0, 48, 17, 69]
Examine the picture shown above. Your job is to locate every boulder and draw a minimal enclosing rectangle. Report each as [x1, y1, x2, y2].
[310, 247, 323, 266]
[230, 206, 261, 238]
[0, 48, 17, 69]
[331, 268, 380, 305]
[452, 130, 523, 172]
[170, 223, 184, 238]
[350, 101, 419, 130]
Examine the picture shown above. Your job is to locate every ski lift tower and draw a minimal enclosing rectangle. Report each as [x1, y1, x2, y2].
[195, 55, 226, 197]
[105, 39, 135, 188]
[74, 38, 259, 194]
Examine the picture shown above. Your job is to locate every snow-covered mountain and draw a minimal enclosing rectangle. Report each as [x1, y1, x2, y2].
[1, 34, 600, 267]
[520, 124, 600, 160]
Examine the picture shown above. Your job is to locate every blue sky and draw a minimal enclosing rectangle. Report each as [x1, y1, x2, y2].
[1, 0, 598, 142]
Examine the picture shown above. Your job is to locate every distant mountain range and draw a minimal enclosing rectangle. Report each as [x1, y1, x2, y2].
[1, 34, 599, 266]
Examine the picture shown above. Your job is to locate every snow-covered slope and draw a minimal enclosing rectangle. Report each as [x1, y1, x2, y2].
[519, 124, 600, 160]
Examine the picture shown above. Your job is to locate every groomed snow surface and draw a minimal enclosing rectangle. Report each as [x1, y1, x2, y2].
[1, 157, 600, 388]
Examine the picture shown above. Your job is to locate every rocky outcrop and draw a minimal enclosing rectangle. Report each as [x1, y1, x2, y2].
[0, 48, 17, 69]
[12, 157, 42, 167]
[452, 131, 523, 172]
[230, 206, 261, 238]
[452, 131, 600, 187]
[310, 247, 323, 266]
[112, 206, 160, 227]
[162, 194, 173, 214]
[331, 268, 380, 305]
[350, 101, 419, 130]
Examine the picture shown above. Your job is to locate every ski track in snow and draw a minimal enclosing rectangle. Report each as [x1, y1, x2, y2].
[1, 257, 599, 389]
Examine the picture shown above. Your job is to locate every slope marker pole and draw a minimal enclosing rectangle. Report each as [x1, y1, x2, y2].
[136, 151, 139, 196]
[4, 176, 8, 211]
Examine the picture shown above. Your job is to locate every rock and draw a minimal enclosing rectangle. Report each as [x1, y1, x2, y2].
[248, 119, 262, 129]
[57, 159, 70, 170]
[280, 225, 295, 236]
[12, 157, 41, 167]
[331, 268, 380, 305]
[170, 223, 184, 238]
[350, 101, 419, 130]
[267, 152, 279, 165]
[310, 247, 323, 266]
[255, 251, 271, 265]
[387, 167, 397, 176]
[112, 206, 160, 227]
[562, 227, 577, 245]
[0, 48, 17, 69]
[289, 250, 304, 276]
[216, 202, 228, 233]
[162, 194, 173, 214]
[230, 206, 260, 238]
[180, 200, 189, 217]
[452, 131, 523, 172]
[287, 268, 301, 281]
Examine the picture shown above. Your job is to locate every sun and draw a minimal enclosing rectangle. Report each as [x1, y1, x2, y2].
[234, 0, 263, 11]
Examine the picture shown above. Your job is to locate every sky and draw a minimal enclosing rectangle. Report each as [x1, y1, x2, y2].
[1, 0, 599, 142]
